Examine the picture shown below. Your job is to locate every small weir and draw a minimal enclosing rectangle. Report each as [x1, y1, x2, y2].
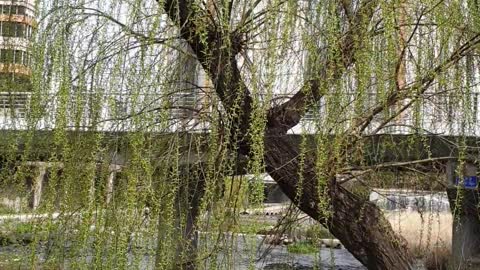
[370, 189, 450, 212]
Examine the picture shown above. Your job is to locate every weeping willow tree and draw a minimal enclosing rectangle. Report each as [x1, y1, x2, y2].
[1, 0, 480, 269]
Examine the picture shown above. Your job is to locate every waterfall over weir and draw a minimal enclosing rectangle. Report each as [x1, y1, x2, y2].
[370, 189, 450, 212]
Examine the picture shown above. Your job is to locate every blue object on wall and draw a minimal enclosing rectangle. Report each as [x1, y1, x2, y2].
[455, 176, 478, 189]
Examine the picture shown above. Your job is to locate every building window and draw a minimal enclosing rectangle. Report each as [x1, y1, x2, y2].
[0, 5, 30, 16]
[114, 98, 128, 117]
[0, 5, 11, 15]
[0, 49, 30, 65]
[0, 21, 33, 39]
[171, 90, 199, 119]
[0, 93, 28, 118]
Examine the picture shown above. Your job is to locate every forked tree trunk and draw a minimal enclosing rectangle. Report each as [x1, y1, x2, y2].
[264, 135, 413, 270]
[157, 0, 414, 268]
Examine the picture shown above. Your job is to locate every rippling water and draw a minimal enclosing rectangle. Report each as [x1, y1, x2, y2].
[256, 247, 366, 270]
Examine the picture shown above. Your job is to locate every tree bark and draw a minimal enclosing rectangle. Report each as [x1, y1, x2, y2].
[264, 135, 413, 270]
[157, 1, 414, 268]
[155, 165, 205, 270]
[174, 166, 204, 270]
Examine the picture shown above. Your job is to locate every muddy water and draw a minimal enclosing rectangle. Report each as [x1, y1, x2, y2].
[0, 245, 427, 269]
[186, 231, 364, 269]
[205, 233, 425, 269]
[254, 247, 365, 269]
[0, 231, 427, 269]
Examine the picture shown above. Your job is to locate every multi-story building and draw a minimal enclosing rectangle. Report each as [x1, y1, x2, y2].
[0, 0, 34, 121]
[0, 0, 477, 137]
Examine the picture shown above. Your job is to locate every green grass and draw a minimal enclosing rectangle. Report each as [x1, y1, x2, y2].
[304, 224, 333, 240]
[0, 204, 17, 215]
[287, 242, 318, 254]
[0, 221, 38, 247]
[0, 253, 62, 270]
[236, 219, 273, 234]
[13, 222, 35, 234]
[0, 254, 22, 270]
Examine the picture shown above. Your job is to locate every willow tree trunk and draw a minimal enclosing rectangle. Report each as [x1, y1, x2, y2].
[155, 165, 205, 270]
[157, 0, 413, 267]
[174, 168, 204, 270]
[264, 135, 413, 270]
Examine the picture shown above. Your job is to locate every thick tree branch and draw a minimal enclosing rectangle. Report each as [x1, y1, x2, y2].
[263, 135, 413, 268]
[159, 0, 254, 147]
[266, 0, 378, 134]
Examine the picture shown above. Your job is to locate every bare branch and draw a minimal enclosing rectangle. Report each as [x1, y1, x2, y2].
[157, 0, 254, 145]
[357, 33, 480, 134]
[67, 6, 173, 44]
[338, 156, 454, 185]
[266, 0, 379, 134]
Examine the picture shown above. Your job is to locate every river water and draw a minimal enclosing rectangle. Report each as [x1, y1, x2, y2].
[245, 246, 365, 269]
[0, 189, 445, 269]
[196, 233, 366, 269]
[0, 246, 364, 269]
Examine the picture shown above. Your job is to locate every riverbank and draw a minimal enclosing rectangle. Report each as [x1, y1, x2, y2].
[0, 202, 453, 269]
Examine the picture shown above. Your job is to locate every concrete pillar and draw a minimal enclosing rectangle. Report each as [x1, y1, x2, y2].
[106, 164, 121, 204]
[446, 159, 457, 186]
[26, 161, 63, 210]
[447, 161, 480, 269]
[447, 188, 480, 269]
[31, 163, 46, 210]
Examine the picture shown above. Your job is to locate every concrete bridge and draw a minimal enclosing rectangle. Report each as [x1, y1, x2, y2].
[0, 130, 480, 268]
[0, 130, 478, 205]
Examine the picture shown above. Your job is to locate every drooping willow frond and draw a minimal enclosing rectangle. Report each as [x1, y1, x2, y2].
[0, 0, 478, 269]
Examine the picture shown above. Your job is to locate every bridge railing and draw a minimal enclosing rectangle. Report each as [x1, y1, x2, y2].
[295, 92, 480, 136]
[0, 91, 479, 136]
[0, 92, 211, 133]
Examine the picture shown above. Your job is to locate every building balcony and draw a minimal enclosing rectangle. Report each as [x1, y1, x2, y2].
[0, 17, 35, 42]
[0, 0, 35, 16]
[0, 36, 29, 49]
[0, 63, 30, 76]
[0, 14, 35, 26]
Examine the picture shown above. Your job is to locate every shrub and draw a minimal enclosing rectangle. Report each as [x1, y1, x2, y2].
[287, 242, 318, 254]
[304, 224, 332, 242]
